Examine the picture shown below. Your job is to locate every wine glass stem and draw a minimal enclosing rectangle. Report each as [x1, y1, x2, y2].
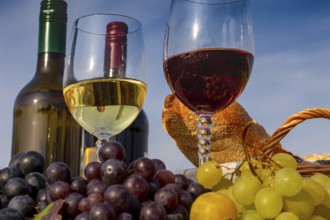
[198, 113, 213, 166]
[95, 138, 108, 160]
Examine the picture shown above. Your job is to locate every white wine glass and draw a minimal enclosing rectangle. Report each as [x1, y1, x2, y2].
[163, 0, 254, 166]
[64, 14, 147, 154]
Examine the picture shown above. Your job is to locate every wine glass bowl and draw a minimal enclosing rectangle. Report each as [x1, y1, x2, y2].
[63, 14, 147, 148]
[163, 0, 254, 165]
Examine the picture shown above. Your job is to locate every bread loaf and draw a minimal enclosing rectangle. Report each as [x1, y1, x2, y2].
[162, 94, 283, 166]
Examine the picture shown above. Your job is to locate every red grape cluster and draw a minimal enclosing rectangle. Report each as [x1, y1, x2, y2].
[0, 141, 208, 219]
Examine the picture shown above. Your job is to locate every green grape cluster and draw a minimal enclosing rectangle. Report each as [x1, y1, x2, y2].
[196, 153, 330, 220]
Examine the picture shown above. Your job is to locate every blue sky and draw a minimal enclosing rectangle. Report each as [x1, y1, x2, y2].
[0, 0, 329, 171]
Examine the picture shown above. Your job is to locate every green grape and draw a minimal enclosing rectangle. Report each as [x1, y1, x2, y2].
[271, 153, 297, 169]
[308, 215, 327, 220]
[212, 176, 233, 191]
[274, 212, 299, 220]
[302, 178, 326, 206]
[321, 192, 330, 208]
[239, 161, 250, 173]
[283, 189, 314, 220]
[232, 173, 262, 205]
[190, 192, 238, 220]
[239, 160, 271, 181]
[257, 166, 273, 182]
[227, 186, 246, 213]
[310, 173, 330, 186]
[217, 189, 228, 195]
[321, 183, 330, 208]
[196, 160, 222, 188]
[261, 175, 274, 188]
[313, 204, 330, 219]
[238, 209, 264, 220]
[273, 167, 303, 196]
[254, 187, 283, 219]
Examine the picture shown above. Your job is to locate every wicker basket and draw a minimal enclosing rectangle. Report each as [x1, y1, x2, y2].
[257, 108, 330, 176]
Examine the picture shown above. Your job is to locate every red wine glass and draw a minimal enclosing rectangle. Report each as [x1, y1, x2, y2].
[163, 0, 254, 166]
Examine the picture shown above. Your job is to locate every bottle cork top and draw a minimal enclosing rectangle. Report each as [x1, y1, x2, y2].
[40, 0, 67, 23]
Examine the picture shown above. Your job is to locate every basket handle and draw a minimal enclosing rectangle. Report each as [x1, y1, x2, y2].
[261, 108, 330, 156]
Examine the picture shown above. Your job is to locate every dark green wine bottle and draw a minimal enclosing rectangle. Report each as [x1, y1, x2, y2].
[110, 109, 149, 165]
[11, 0, 82, 175]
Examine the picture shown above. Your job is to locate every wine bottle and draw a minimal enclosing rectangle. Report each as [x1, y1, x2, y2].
[81, 21, 149, 167]
[11, 0, 82, 175]
[110, 109, 149, 165]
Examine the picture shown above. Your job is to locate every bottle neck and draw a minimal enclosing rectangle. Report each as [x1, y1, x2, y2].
[35, 53, 65, 79]
[104, 22, 128, 78]
[38, 14, 66, 54]
[35, 18, 66, 82]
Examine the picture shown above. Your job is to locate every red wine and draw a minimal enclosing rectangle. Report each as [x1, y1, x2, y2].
[163, 48, 254, 114]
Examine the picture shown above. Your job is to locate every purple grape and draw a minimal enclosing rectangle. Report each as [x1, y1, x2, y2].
[38, 200, 48, 212]
[86, 179, 102, 192]
[71, 176, 88, 196]
[75, 211, 90, 220]
[164, 183, 180, 194]
[151, 158, 166, 171]
[154, 187, 178, 213]
[36, 188, 47, 204]
[127, 160, 136, 175]
[139, 201, 166, 220]
[24, 172, 46, 199]
[117, 212, 133, 220]
[87, 192, 104, 206]
[133, 157, 156, 181]
[89, 203, 116, 220]
[87, 181, 108, 195]
[147, 178, 160, 200]
[123, 174, 149, 201]
[0, 207, 25, 220]
[84, 161, 102, 181]
[0, 194, 9, 209]
[62, 192, 84, 219]
[101, 159, 128, 185]
[24, 172, 46, 190]
[0, 167, 22, 190]
[166, 204, 188, 220]
[186, 182, 205, 200]
[8, 194, 35, 217]
[128, 197, 142, 218]
[45, 162, 72, 184]
[174, 174, 190, 190]
[178, 189, 193, 211]
[17, 151, 45, 176]
[79, 197, 90, 212]
[3, 177, 32, 199]
[36, 189, 48, 210]
[98, 140, 126, 162]
[104, 184, 133, 214]
[154, 169, 175, 187]
[48, 181, 72, 201]
[8, 152, 24, 172]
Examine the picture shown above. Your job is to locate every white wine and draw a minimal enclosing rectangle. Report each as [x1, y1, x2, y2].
[64, 78, 147, 139]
